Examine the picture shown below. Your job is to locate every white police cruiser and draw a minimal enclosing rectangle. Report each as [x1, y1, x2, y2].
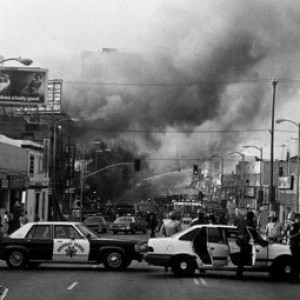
[144, 224, 292, 279]
[0, 222, 145, 270]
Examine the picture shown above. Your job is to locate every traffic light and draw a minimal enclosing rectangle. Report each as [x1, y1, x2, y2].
[134, 159, 140, 171]
[279, 166, 283, 176]
[193, 165, 198, 175]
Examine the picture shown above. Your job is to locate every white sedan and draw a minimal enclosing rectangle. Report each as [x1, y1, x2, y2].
[144, 224, 292, 279]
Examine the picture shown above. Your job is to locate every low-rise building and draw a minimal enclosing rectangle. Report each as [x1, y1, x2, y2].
[0, 135, 49, 229]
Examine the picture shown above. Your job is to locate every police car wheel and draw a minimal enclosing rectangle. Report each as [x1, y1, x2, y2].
[103, 251, 126, 270]
[6, 250, 27, 269]
[172, 257, 196, 276]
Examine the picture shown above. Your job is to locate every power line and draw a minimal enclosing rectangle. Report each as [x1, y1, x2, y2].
[74, 125, 269, 134]
[64, 78, 273, 87]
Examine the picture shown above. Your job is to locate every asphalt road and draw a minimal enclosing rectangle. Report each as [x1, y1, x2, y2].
[0, 232, 299, 300]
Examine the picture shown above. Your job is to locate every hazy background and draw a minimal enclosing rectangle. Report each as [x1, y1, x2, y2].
[2, 0, 300, 173]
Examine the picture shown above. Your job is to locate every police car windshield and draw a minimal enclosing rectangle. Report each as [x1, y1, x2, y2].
[76, 224, 98, 239]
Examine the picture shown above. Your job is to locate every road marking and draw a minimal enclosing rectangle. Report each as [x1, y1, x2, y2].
[0, 287, 8, 300]
[67, 282, 78, 290]
[193, 278, 208, 286]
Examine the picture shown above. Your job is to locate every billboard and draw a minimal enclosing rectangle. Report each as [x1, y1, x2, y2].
[0, 67, 48, 106]
[18, 79, 62, 114]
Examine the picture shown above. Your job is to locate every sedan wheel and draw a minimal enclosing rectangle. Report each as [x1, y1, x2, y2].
[172, 257, 196, 276]
[103, 251, 127, 271]
[7, 250, 27, 269]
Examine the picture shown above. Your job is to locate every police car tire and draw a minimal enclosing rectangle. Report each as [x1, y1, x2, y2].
[103, 250, 127, 271]
[6, 250, 27, 269]
[271, 256, 293, 280]
[172, 257, 196, 276]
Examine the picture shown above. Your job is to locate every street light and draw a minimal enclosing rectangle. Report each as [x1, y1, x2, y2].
[0, 57, 33, 66]
[228, 151, 246, 206]
[243, 145, 264, 206]
[276, 118, 300, 212]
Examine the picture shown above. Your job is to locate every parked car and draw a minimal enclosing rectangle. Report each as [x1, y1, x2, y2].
[84, 215, 107, 234]
[112, 216, 147, 234]
[0, 222, 146, 270]
[144, 224, 293, 279]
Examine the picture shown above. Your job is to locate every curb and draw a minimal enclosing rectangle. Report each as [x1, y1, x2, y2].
[0, 286, 8, 300]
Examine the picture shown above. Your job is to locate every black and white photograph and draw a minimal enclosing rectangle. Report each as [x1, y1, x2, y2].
[1, 1, 300, 299]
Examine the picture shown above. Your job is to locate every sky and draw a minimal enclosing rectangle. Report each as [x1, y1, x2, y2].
[2, 0, 300, 172]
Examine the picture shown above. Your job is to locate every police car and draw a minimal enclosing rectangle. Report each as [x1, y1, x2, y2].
[0, 222, 146, 270]
[144, 224, 293, 279]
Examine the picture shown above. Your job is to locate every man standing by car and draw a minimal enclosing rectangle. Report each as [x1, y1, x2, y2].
[236, 211, 256, 279]
[160, 212, 181, 237]
[146, 211, 158, 238]
[289, 213, 300, 283]
[190, 208, 208, 226]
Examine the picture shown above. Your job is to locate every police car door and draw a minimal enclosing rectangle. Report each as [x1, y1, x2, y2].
[246, 226, 257, 266]
[193, 227, 213, 266]
[207, 227, 228, 267]
[53, 224, 90, 262]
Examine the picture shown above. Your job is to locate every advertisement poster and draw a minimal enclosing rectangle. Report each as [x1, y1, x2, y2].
[0, 67, 48, 106]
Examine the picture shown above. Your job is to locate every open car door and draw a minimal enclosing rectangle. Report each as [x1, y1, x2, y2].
[246, 226, 257, 266]
[193, 227, 213, 266]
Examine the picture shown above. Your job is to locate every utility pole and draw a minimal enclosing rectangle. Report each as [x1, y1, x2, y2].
[270, 79, 279, 207]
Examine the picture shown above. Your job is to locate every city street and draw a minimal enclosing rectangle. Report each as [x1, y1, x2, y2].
[2, 1, 300, 299]
[0, 232, 299, 300]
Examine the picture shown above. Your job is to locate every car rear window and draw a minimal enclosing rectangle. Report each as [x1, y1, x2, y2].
[26, 225, 52, 239]
[117, 217, 133, 222]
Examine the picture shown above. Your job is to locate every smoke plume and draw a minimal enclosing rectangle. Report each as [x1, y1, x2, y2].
[60, 0, 300, 173]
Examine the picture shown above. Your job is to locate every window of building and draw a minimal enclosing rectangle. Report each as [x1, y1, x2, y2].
[29, 154, 34, 176]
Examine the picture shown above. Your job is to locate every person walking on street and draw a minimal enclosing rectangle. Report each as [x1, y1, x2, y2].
[146, 211, 158, 238]
[190, 208, 208, 226]
[289, 213, 300, 283]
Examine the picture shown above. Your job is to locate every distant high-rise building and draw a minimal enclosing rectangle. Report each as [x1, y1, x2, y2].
[80, 49, 146, 83]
